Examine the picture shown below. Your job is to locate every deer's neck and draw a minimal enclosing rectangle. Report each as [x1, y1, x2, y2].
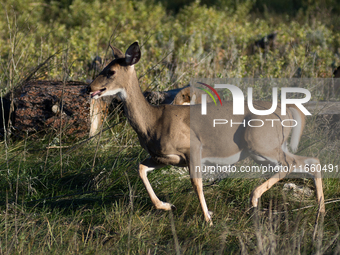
[122, 77, 159, 136]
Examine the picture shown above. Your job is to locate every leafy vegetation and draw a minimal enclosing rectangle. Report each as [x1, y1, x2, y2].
[1, 0, 340, 254]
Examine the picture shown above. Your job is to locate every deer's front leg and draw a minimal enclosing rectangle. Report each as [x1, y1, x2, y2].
[139, 158, 176, 211]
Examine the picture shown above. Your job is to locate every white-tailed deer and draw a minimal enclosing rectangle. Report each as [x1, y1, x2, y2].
[90, 42, 325, 224]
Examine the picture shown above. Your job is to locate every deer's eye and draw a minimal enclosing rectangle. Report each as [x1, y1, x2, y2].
[107, 70, 116, 77]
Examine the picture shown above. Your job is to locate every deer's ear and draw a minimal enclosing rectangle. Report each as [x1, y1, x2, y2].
[125, 42, 141, 66]
[109, 44, 125, 59]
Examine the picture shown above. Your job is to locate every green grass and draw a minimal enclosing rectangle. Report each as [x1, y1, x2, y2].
[1, 113, 340, 254]
[1, 0, 340, 254]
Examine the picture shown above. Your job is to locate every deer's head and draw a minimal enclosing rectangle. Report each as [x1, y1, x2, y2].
[90, 42, 141, 100]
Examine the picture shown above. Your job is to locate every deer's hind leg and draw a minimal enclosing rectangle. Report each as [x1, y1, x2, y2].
[248, 147, 291, 208]
[188, 135, 212, 225]
[249, 148, 324, 213]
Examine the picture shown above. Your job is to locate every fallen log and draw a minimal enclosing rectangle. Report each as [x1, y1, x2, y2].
[7, 80, 90, 138]
[0, 80, 187, 138]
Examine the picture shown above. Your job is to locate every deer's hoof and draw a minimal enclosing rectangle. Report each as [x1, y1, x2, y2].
[250, 192, 259, 208]
[156, 201, 175, 211]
